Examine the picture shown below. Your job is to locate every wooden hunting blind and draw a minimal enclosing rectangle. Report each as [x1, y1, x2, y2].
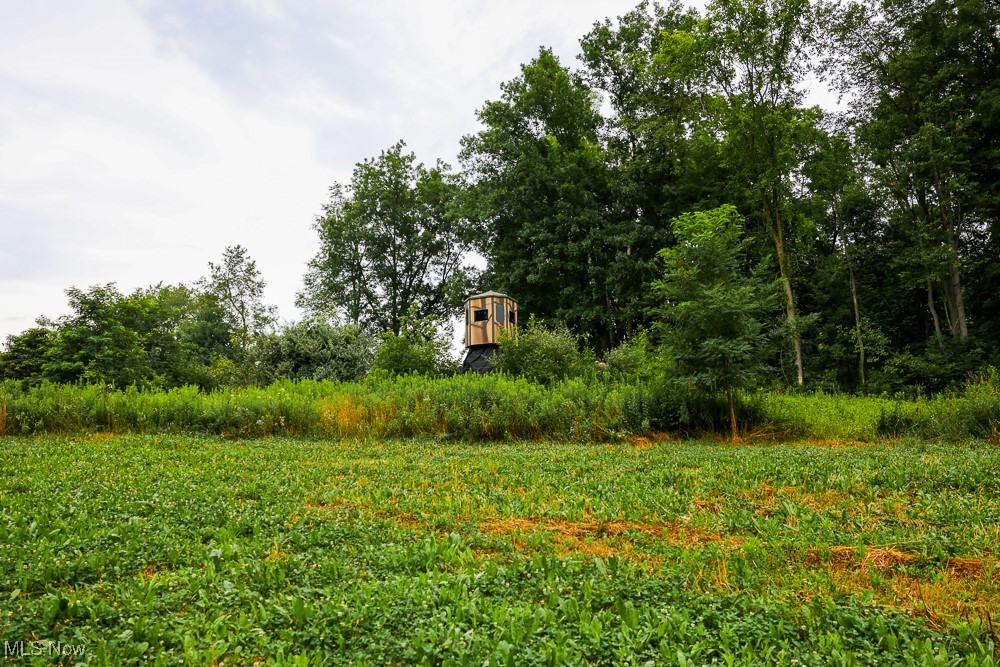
[462, 291, 517, 374]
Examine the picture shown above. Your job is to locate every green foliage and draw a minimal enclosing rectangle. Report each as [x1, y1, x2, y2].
[0, 283, 242, 391]
[1, 434, 997, 664]
[872, 339, 988, 396]
[255, 319, 375, 384]
[603, 331, 666, 384]
[0, 325, 55, 388]
[493, 316, 596, 385]
[461, 48, 640, 353]
[371, 306, 457, 378]
[299, 142, 478, 335]
[653, 206, 781, 434]
[829, 0, 1000, 349]
[199, 244, 276, 352]
[3, 369, 999, 444]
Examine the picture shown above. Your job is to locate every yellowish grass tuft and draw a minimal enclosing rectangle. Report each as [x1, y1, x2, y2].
[265, 543, 286, 562]
[826, 545, 917, 569]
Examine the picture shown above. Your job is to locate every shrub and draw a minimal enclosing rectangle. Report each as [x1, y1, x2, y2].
[256, 319, 374, 383]
[493, 317, 595, 385]
[371, 308, 457, 378]
[603, 331, 667, 384]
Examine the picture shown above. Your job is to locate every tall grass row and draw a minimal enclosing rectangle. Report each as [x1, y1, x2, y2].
[1, 371, 997, 441]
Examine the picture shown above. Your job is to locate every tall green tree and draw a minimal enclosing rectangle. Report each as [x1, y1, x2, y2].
[653, 205, 779, 439]
[802, 127, 881, 388]
[461, 49, 629, 351]
[200, 245, 276, 351]
[832, 0, 1000, 345]
[0, 324, 55, 387]
[692, 0, 822, 386]
[43, 285, 167, 388]
[299, 142, 477, 335]
[579, 2, 725, 341]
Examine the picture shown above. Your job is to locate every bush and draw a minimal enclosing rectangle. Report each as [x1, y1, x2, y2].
[493, 317, 595, 385]
[2, 369, 997, 442]
[870, 338, 988, 395]
[371, 308, 456, 378]
[603, 331, 667, 384]
[255, 319, 374, 384]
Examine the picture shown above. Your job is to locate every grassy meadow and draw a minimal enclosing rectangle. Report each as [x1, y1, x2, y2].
[1, 434, 998, 665]
[2, 372, 999, 442]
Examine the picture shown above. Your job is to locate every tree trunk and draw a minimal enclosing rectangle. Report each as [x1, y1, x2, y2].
[727, 385, 738, 442]
[833, 217, 865, 389]
[927, 279, 944, 347]
[945, 249, 969, 340]
[763, 196, 804, 386]
[931, 150, 968, 340]
[847, 263, 866, 388]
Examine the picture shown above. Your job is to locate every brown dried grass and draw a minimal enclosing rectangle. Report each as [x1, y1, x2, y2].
[321, 396, 366, 436]
[946, 557, 986, 578]
[825, 563, 998, 629]
[304, 496, 422, 530]
[825, 545, 917, 570]
[480, 516, 732, 550]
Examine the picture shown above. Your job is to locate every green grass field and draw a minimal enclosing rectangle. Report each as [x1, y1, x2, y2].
[1, 435, 998, 665]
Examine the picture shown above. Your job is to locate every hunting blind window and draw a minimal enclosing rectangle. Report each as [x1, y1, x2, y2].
[474, 309, 489, 322]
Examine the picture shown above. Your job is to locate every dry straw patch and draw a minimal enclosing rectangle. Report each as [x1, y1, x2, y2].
[824, 545, 917, 569]
[824, 561, 999, 629]
[742, 483, 853, 517]
[807, 438, 871, 449]
[946, 556, 987, 578]
[479, 515, 736, 566]
[809, 546, 998, 627]
[303, 496, 422, 530]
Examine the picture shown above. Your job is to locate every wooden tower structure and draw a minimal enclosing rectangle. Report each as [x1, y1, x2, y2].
[462, 291, 518, 374]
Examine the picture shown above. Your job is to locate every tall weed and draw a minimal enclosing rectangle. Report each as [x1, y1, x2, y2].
[2, 371, 998, 442]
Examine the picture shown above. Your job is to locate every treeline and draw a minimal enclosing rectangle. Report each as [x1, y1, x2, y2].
[296, 0, 1000, 394]
[2, 0, 999, 397]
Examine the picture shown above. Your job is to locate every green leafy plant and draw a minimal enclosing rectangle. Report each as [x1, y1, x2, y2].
[652, 205, 781, 439]
[493, 316, 596, 386]
[371, 305, 457, 378]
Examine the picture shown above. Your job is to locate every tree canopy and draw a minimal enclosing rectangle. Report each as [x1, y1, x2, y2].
[298, 142, 478, 336]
